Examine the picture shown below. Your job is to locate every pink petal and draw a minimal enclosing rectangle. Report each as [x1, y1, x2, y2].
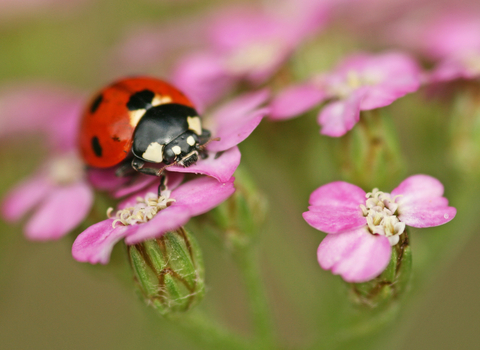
[87, 167, 131, 192]
[117, 173, 185, 210]
[318, 91, 364, 137]
[0, 82, 81, 140]
[397, 203, 457, 228]
[125, 176, 235, 244]
[391, 174, 445, 204]
[112, 174, 158, 199]
[1, 173, 53, 222]
[171, 53, 234, 110]
[206, 90, 269, 152]
[171, 176, 235, 216]
[25, 181, 93, 241]
[428, 57, 480, 83]
[317, 228, 392, 283]
[303, 181, 366, 234]
[208, 89, 269, 132]
[167, 146, 241, 182]
[72, 219, 134, 264]
[360, 80, 419, 110]
[309, 181, 366, 207]
[270, 83, 327, 120]
[124, 205, 191, 244]
[391, 174, 456, 228]
[332, 52, 421, 111]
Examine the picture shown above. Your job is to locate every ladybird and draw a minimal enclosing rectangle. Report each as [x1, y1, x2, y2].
[79, 77, 212, 179]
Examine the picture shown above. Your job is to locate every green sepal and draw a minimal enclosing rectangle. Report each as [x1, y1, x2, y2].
[350, 232, 412, 307]
[128, 228, 205, 316]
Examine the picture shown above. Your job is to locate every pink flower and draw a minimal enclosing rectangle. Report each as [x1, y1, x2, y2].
[172, 4, 328, 108]
[72, 175, 235, 264]
[1, 84, 92, 241]
[425, 12, 480, 82]
[385, 9, 480, 82]
[270, 52, 422, 137]
[303, 175, 456, 283]
[0, 82, 83, 146]
[1, 152, 93, 240]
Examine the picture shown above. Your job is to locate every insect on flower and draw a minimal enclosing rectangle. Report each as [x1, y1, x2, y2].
[78, 76, 217, 194]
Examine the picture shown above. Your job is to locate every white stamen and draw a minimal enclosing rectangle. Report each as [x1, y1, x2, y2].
[361, 188, 405, 246]
[109, 191, 175, 228]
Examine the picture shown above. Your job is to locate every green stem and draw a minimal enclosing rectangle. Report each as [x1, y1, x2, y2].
[234, 246, 276, 350]
[169, 310, 252, 350]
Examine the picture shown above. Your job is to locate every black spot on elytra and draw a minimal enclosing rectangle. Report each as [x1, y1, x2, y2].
[90, 94, 103, 113]
[91, 136, 102, 157]
[126, 90, 155, 111]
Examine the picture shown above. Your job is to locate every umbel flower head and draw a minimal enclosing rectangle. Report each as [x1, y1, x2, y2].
[303, 175, 456, 283]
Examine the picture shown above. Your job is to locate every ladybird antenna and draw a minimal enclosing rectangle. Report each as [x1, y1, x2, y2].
[196, 137, 221, 151]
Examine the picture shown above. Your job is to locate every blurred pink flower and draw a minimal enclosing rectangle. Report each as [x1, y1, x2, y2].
[0, 83, 92, 241]
[1, 152, 93, 240]
[0, 0, 90, 21]
[425, 12, 480, 81]
[303, 175, 456, 283]
[172, 3, 328, 108]
[0, 82, 83, 147]
[270, 52, 421, 137]
[110, 17, 209, 77]
[72, 175, 235, 264]
[385, 8, 480, 82]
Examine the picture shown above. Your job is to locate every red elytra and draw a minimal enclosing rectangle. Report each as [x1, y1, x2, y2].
[78, 76, 195, 168]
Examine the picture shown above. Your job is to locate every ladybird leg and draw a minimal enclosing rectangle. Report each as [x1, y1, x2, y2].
[157, 175, 167, 197]
[131, 157, 161, 177]
[115, 160, 137, 177]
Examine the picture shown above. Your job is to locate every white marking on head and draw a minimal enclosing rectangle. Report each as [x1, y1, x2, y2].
[129, 109, 146, 127]
[172, 145, 182, 155]
[142, 142, 164, 163]
[187, 116, 202, 135]
[151, 94, 172, 107]
[186, 135, 195, 146]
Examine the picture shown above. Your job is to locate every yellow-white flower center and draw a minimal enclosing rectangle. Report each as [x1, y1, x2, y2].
[47, 153, 84, 185]
[108, 191, 175, 227]
[327, 69, 384, 99]
[359, 188, 405, 246]
[224, 41, 284, 75]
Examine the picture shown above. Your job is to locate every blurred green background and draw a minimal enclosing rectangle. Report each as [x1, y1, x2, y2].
[1, 1, 479, 349]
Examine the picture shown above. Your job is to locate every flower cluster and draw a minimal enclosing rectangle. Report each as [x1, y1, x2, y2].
[0, 0, 465, 304]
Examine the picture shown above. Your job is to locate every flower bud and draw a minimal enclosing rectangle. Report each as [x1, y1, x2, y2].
[350, 232, 411, 307]
[201, 166, 268, 250]
[128, 228, 205, 315]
